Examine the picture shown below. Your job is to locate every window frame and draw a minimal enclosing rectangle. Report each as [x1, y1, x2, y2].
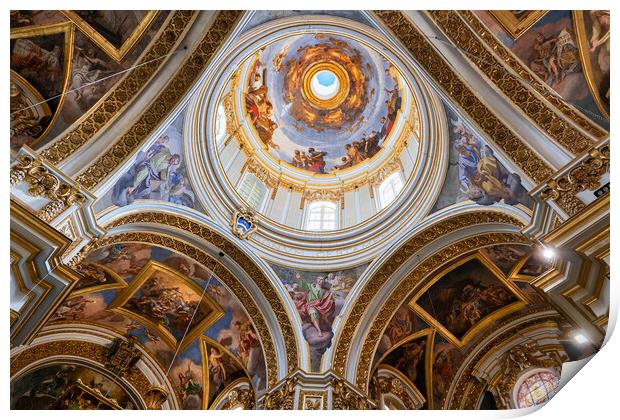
[304, 200, 339, 231]
[377, 171, 405, 210]
[238, 173, 268, 212]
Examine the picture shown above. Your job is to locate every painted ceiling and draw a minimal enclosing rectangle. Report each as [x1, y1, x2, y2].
[242, 33, 405, 174]
[9, 9, 610, 412]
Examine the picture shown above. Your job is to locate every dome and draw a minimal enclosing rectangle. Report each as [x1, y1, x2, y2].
[184, 16, 446, 263]
[242, 33, 404, 176]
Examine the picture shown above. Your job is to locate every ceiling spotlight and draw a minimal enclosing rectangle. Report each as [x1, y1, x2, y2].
[542, 247, 555, 260]
[574, 333, 589, 344]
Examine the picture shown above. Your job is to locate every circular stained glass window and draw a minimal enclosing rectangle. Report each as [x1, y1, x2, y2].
[310, 69, 340, 100]
[516, 371, 560, 408]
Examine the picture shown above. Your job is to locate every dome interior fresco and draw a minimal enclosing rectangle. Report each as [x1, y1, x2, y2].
[8, 8, 612, 413]
[242, 33, 406, 175]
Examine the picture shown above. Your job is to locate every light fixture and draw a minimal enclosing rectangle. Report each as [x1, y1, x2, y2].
[542, 247, 555, 260]
[573, 332, 589, 344]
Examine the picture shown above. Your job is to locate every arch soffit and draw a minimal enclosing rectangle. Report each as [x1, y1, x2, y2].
[330, 208, 532, 390]
[96, 206, 304, 383]
[10, 323, 181, 409]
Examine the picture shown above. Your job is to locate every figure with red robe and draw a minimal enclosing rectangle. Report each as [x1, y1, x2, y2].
[294, 276, 336, 337]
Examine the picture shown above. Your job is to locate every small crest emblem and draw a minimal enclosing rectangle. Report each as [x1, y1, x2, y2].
[231, 208, 257, 239]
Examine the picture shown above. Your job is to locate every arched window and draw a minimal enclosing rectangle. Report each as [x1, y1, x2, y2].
[215, 103, 227, 144]
[378, 172, 404, 209]
[515, 370, 560, 408]
[305, 201, 338, 231]
[238, 173, 267, 211]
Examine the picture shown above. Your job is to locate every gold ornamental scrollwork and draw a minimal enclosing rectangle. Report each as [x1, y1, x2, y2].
[231, 208, 258, 240]
[75, 11, 243, 190]
[373, 10, 553, 184]
[262, 376, 298, 410]
[221, 387, 255, 410]
[331, 377, 374, 410]
[540, 144, 609, 216]
[428, 11, 605, 151]
[10, 154, 86, 222]
[41, 11, 196, 165]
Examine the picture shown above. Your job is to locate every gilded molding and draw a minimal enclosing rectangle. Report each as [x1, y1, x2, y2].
[10, 339, 152, 404]
[101, 211, 300, 382]
[331, 210, 526, 385]
[40, 11, 196, 165]
[373, 10, 553, 183]
[221, 387, 255, 410]
[331, 377, 374, 410]
[262, 376, 298, 410]
[371, 374, 418, 410]
[540, 144, 609, 216]
[75, 11, 243, 189]
[435, 11, 607, 144]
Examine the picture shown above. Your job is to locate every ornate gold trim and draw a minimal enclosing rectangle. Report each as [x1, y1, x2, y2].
[61, 11, 158, 63]
[488, 11, 549, 39]
[10, 153, 86, 223]
[299, 390, 327, 410]
[75, 11, 242, 190]
[458, 11, 607, 139]
[302, 61, 350, 110]
[209, 376, 255, 410]
[69, 261, 128, 297]
[41, 11, 196, 164]
[373, 10, 553, 183]
[10, 21, 75, 147]
[409, 252, 529, 349]
[540, 143, 609, 217]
